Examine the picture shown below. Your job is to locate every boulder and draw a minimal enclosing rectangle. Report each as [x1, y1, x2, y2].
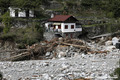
[105, 40, 112, 46]
[45, 52, 51, 57]
[105, 46, 116, 52]
[112, 37, 119, 46]
[58, 52, 66, 58]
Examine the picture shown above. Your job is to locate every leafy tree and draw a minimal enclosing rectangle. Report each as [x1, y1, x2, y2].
[1, 12, 12, 33]
[0, 0, 10, 14]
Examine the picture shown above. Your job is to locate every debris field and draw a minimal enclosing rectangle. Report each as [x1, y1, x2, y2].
[0, 37, 120, 80]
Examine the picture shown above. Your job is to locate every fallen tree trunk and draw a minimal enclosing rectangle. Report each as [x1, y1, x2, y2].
[0, 49, 28, 53]
[60, 42, 90, 50]
[87, 51, 109, 54]
[4, 52, 31, 61]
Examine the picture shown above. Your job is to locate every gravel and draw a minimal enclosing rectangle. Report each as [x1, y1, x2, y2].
[0, 42, 120, 80]
[0, 50, 120, 80]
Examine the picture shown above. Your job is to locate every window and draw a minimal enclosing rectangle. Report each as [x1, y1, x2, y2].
[71, 25, 74, 29]
[15, 9, 18, 17]
[53, 25, 56, 29]
[26, 9, 29, 17]
[65, 25, 68, 29]
[58, 25, 61, 29]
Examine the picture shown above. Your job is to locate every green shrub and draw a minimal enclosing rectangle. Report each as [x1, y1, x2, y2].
[106, 12, 114, 18]
[1, 12, 12, 34]
[3, 26, 10, 34]
[0, 22, 44, 49]
[110, 61, 120, 80]
[0, 33, 16, 41]
[1, 12, 12, 27]
[15, 26, 44, 49]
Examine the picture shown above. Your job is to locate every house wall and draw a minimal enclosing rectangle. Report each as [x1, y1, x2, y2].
[45, 22, 82, 38]
[9, 7, 16, 17]
[61, 23, 75, 33]
[45, 22, 53, 31]
[45, 22, 82, 32]
[18, 10, 26, 17]
[29, 10, 34, 17]
[45, 22, 52, 29]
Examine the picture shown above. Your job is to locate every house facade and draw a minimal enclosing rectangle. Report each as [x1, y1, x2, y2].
[45, 15, 82, 38]
[9, 7, 34, 18]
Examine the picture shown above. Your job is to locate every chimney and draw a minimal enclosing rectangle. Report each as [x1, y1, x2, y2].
[51, 13, 54, 18]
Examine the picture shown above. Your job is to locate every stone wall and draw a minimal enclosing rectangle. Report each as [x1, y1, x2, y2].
[84, 23, 120, 37]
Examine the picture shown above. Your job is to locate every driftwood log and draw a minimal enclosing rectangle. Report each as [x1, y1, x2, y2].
[87, 51, 109, 54]
[60, 42, 90, 50]
[4, 52, 31, 61]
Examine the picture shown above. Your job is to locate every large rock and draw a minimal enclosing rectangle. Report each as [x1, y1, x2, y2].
[105, 40, 112, 46]
[105, 46, 116, 52]
[112, 37, 119, 46]
[58, 52, 66, 58]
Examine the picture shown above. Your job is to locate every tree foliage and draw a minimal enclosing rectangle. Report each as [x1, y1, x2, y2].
[81, 0, 120, 18]
[1, 12, 12, 33]
[81, 0, 101, 10]
[0, 0, 10, 14]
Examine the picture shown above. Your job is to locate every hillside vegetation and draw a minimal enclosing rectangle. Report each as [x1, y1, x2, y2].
[0, 0, 120, 48]
[0, 0, 120, 18]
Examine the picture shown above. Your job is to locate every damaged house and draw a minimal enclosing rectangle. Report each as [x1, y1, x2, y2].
[45, 15, 82, 38]
[9, 7, 34, 18]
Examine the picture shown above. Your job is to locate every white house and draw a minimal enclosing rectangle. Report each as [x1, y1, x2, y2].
[45, 15, 82, 38]
[9, 7, 34, 18]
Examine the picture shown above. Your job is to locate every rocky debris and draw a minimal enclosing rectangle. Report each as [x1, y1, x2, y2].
[0, 50, 119, 80]
[2, 36, 120, 61]
[112, 37, 119, 46]
[0, 36, 120, 79]
[2, 38, 91, 61]
[105, 40, 113, 46]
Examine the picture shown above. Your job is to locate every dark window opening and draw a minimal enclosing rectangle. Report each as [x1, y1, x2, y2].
[65, 25, 68, 29]
[71, 25, 74, 29]
[15, 9, 18, 17]
[26, 9, 29, 17]
[58, 25, 61, 29]
[53, 25, 56, 29]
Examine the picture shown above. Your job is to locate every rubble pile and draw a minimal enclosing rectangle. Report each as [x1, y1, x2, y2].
[3, 38, 91, 61]
[0, 37, 120, 80]
[3, 36, 120, 61]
